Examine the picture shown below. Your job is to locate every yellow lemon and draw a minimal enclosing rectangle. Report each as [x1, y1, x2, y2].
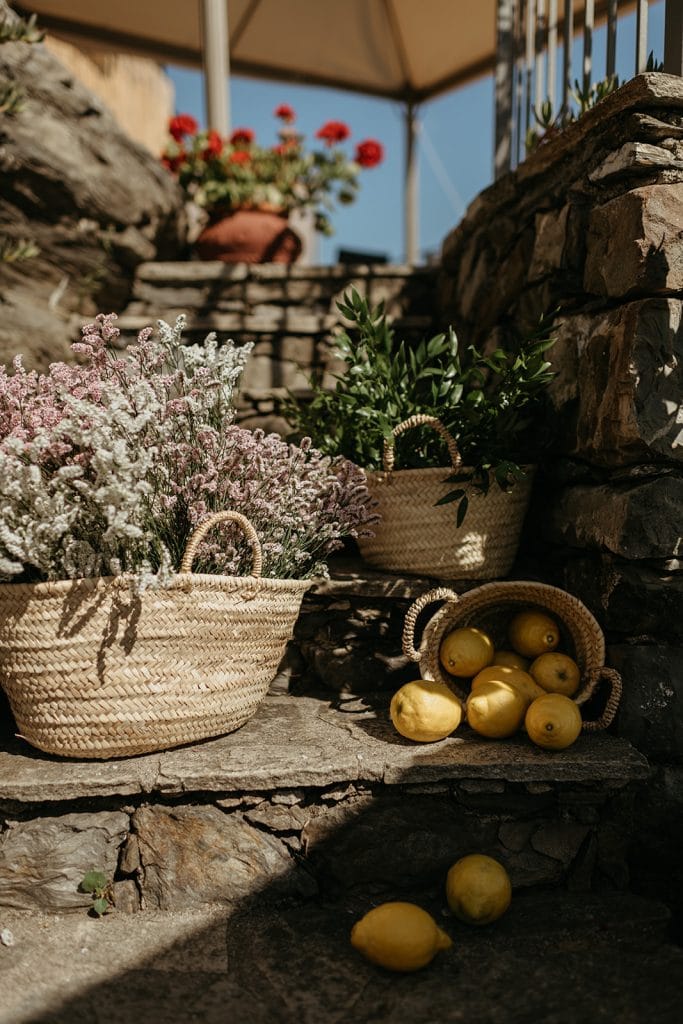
[465, 680, 527, 738]
[439, 627, 494, 677]
[471, 665, 545, 706]
[508, 610, 561, 658]
[390, 679, 462, 742]
[529, 652, 581, 697]
[492, 650, 530, 671]
[446, 854, 512, 925]
[351, 901, 453, 971]
[525, 693, 582, 750]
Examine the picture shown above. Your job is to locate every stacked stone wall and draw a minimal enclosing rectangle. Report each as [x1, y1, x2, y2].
[438, 72, 683, 923]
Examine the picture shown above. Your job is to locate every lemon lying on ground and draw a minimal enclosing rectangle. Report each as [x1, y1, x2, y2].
[439, 627, 494, 677]
[525, 692, 582, 750]
[508, 610, 561, 658]
[471, 664, 545, 706]
[390, 679, 462, 742]
[529, 652, 581, 697]
[446, 854, 512, 925]
[351, 901, 452, 971]
[466, 679, 527, 738]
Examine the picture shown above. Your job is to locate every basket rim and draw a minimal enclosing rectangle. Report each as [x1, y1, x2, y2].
[417, 580, 606, 691]
[364, 462, 536, 482]
[0, 571, 313, 599]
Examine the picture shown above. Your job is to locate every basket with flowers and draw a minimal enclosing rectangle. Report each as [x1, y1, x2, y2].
[0, 315, 377, 758]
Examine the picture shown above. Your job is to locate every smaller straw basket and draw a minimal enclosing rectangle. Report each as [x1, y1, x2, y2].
[357, 414, 534, 579]
[402, 581, 622, 731]
[0, 511, 311, 759]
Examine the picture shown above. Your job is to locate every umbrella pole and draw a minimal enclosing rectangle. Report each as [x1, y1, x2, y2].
[200, 0, 231, 134]
[405, 100, 419, 265]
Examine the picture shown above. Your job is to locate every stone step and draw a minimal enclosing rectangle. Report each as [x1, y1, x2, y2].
[2, 891, 681, 1024]
[0, 693, 650, 916]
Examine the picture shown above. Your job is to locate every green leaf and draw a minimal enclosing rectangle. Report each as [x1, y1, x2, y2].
[456, 495, 469, 527]
[92, 897, 110, 917]
[80, 870, 107, 894]
[434, 488, 465, 507]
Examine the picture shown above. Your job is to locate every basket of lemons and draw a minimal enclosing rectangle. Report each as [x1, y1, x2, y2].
[396, 581, 622, 749]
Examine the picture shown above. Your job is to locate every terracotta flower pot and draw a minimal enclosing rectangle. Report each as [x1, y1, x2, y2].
[195, 207, 302, 264]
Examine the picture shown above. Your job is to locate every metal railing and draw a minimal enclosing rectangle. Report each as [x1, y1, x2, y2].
[494, 0, 683, 177]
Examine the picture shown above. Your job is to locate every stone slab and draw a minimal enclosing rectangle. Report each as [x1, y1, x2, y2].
[135, 261, 433, 284]
[0, 892, 679, 1024]
[0, 694, 650, 805]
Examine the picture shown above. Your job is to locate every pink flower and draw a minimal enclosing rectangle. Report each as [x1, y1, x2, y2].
[230, 127, 255, 145]
[315, 120, 350, 146]
[274, 104, 296, 123]
[354, 139, 384, 168]
[169, 114, 198, 141]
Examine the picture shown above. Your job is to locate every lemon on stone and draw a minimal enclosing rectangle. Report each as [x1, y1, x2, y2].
[465, 679, 527, 738]
[439, 627, 494, 678]
[351, 901, 453, 972]
[446, 854, 512, 925]
[525, 693, 583, 750]
[390, 679, 462, 742]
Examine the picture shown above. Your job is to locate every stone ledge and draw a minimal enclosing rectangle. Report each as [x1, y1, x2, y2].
[0, 694, 650, 805]
[135, 261, 435, 283]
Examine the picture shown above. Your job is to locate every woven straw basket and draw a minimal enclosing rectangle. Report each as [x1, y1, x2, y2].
[402, 581, 622, 731]
[0, 511, 310, 759]
[357, 414, 534, 579]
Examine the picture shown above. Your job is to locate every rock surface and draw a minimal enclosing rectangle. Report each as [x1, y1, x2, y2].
[132, 804, 315, 910]
[0, 811, 127, 911]
[0, 0, 185, 369]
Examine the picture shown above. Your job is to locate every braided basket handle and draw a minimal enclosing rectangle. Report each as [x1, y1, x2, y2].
[179, 511, 263, 577]
[383, 414, 463, 473]
[402, 587, 460, 662]
[576, 666, 622, 732]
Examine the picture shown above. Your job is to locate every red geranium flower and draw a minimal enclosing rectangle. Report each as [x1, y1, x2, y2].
[169, 114, 198, 142]
[229, 150, 251, 164]
[315, 120, 351, 146]
[230, 127, 255, 145]
[202, 129, 223, 159]
[161, 150, 186, 173]
[274, 104, 296, 123]
[354, 139, 384, 168]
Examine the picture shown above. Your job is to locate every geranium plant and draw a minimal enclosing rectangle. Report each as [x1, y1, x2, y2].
[0, 315, 378, 585]
[161, 105, 384, 236]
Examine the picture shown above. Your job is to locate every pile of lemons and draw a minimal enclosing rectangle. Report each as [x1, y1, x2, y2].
[391, 609, 584, 751]
[351, 853, 511, 972]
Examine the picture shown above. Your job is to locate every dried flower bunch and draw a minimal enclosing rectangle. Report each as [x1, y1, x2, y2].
[0, 316, 377, 586]
[161, 104, 384, 236]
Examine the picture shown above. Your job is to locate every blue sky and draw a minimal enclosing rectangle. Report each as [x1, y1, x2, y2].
[166, 4, 664, 265]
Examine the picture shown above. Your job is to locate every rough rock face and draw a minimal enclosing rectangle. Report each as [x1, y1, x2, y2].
[0, 0, 186, 368]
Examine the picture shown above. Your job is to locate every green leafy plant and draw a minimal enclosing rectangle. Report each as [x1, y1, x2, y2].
[0, 10, 44, 44]
[0, 237, 39, 263]
[79, 870, 115, 917]
[526, 74, 620, 153]
[0, 80, 24, 116]
[283, 289, 556, 524]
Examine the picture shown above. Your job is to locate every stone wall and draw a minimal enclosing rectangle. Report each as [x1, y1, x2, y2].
[438, 72, 683, 923]
[118, 262, 439, 429]
[0, 0, 186, 370]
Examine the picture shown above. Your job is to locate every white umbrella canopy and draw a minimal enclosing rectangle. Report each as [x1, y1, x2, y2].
[17, 0, 498, 102]
[14, 1, 637, 261]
